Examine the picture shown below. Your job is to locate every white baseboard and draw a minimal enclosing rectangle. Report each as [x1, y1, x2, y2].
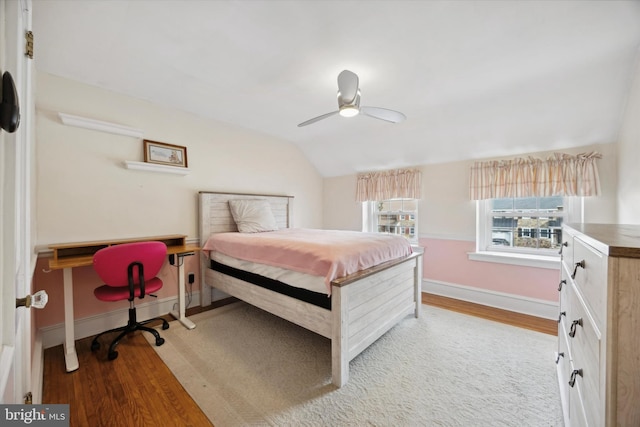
[423, 279, 558, 320]
[40, 291, 201, 349]
[31, 331, 44, 404]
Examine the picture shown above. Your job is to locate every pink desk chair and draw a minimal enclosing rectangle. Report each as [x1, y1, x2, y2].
[91, 241, 170, 360]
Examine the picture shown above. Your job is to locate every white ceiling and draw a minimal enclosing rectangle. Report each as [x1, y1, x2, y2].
[32, 0, 640, 177]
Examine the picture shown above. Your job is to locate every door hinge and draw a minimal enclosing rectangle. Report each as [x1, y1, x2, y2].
[25, 31, 34, 59]
[24, 392, 33, 404]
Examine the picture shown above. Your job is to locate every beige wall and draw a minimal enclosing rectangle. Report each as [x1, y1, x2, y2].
[617, 55, 640, 224]
[36, 73, 323, 246]
[33, 73, 324, 330]
[322, 175, 362, 231]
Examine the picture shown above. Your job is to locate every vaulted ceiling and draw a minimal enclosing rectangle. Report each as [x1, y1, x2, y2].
[32, 1, 640, 177]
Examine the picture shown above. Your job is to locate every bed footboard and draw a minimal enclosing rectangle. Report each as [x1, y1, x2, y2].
[203, 252, 421, 387]
[331, 252, 421, 386]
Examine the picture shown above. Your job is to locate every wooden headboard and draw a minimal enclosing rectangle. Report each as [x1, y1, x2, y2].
[198, 191, 293, 245]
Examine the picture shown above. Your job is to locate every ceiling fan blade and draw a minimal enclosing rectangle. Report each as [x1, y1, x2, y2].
[297, 110, 339, 127]
[337, 70, 359, 104]
[360, 106, 406, 123]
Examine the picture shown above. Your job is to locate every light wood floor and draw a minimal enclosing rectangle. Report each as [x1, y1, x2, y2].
[42, 294, 557, 426]
[423, 293, 557, 335]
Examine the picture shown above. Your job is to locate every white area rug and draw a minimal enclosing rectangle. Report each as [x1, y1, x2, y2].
[149, 302, 563, 426]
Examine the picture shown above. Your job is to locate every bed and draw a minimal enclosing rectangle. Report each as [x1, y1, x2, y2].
[198, 191, 422, 387]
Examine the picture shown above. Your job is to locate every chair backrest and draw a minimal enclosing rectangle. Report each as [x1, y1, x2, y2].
[93, 241, 167, 287]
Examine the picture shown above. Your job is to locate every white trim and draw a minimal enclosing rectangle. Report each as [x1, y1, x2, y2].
[423, 279, 559, 320]
[40, 292, 200, 349]
[468, 251, 560, 270]
[476, 199, 489, 252]
[0, 345, 14, 401]
[124, 161, 191, 175]
[31, 331, 43, 404]
[58, 112, 144, 139]
[419, 233, 475, 242]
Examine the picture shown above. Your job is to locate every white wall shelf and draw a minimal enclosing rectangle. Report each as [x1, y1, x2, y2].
[58, 112, 144, 139]
[124, 161, 190, 175]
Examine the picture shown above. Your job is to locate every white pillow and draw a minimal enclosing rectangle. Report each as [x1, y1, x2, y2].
[228, 199, 278, 233]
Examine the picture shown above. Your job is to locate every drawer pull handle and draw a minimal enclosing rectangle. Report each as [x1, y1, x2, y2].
[555, 352, 565, 364]
[558, 280, 566, 291]
[558, 241, 568, 255]
[569, 318, 583, 338]
[557, 311, 566, 323]
[571, 260, 585, 279]
[569, 368, 583, 387]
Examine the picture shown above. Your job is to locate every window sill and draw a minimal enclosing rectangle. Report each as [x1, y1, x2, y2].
[468, 251, 560, 270]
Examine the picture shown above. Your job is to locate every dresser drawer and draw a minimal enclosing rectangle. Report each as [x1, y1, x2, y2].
[559, 263, 571, 324]
[557, 321, 572, 418]
[569, 364, 590, 427]
[567, 283, 603, 426]
[572, 237, 607, 328]
[560, 232, 575, 274]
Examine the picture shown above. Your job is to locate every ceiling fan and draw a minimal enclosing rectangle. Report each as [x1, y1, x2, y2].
[297, 70, 406, 127]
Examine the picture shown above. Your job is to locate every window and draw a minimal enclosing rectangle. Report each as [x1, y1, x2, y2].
[482, 196, 565, 254]
[477, 196, 582, 260]
[363, 198, 418, 243]
[469, 152, 595, 267]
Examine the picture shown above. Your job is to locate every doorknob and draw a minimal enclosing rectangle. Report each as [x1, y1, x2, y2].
[16, 290, 48, 309]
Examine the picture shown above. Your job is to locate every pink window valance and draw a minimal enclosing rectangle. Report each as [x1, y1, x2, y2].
[469, 151, 602, 200]
[356, 168, 422, 202]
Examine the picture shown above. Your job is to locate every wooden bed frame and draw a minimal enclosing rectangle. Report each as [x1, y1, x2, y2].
[198, 191, 422, 387]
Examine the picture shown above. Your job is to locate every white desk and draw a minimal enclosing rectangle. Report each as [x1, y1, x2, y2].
[168, 251, 197, 330]
[48, 235, 200, 372]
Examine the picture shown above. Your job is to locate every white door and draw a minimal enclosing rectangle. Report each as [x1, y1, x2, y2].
[0, 0, 35, 404]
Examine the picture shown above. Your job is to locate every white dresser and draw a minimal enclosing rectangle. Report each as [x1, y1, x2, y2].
[556, 223, 640, 427]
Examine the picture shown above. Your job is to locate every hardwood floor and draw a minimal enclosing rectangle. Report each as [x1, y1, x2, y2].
[41, 302, 230, 427]
[42, 294, 556, 426]
[43, 323, 213, 427]
[423, 293, 558, 336]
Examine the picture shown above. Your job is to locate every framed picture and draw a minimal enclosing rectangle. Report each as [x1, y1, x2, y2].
[143, 139, 188, 168]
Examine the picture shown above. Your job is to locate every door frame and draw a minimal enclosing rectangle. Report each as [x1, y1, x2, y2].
[0, 0, 35, 404]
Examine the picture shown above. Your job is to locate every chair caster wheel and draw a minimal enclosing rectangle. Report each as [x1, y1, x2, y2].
[91, 341, 100, 352]
[156, 337, 165, 346]
[108, 351, 118, 361]
[162, 322, 170, 330]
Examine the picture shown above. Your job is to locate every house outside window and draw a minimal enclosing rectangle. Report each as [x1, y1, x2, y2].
[477, 196, 581, 256]
[363, 198, 418, 244]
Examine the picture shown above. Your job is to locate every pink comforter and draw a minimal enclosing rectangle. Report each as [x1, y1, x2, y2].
[202, 228, 413, 294]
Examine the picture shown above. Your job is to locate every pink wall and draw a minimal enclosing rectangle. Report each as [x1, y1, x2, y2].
[419, 237, 559, 302]
[33, 254, 201, 329]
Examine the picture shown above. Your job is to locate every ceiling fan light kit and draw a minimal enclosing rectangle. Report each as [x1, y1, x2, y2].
[339, 106, 359, 118]
[298, 70, 405, 127]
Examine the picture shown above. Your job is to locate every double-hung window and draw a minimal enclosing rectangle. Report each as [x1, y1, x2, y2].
[473, 196, 582, 268]
[357, 168, 422, 244]
[477, 196, 574, 255]
[469, 152, 599, 267]
[363, 198, 418, 244]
